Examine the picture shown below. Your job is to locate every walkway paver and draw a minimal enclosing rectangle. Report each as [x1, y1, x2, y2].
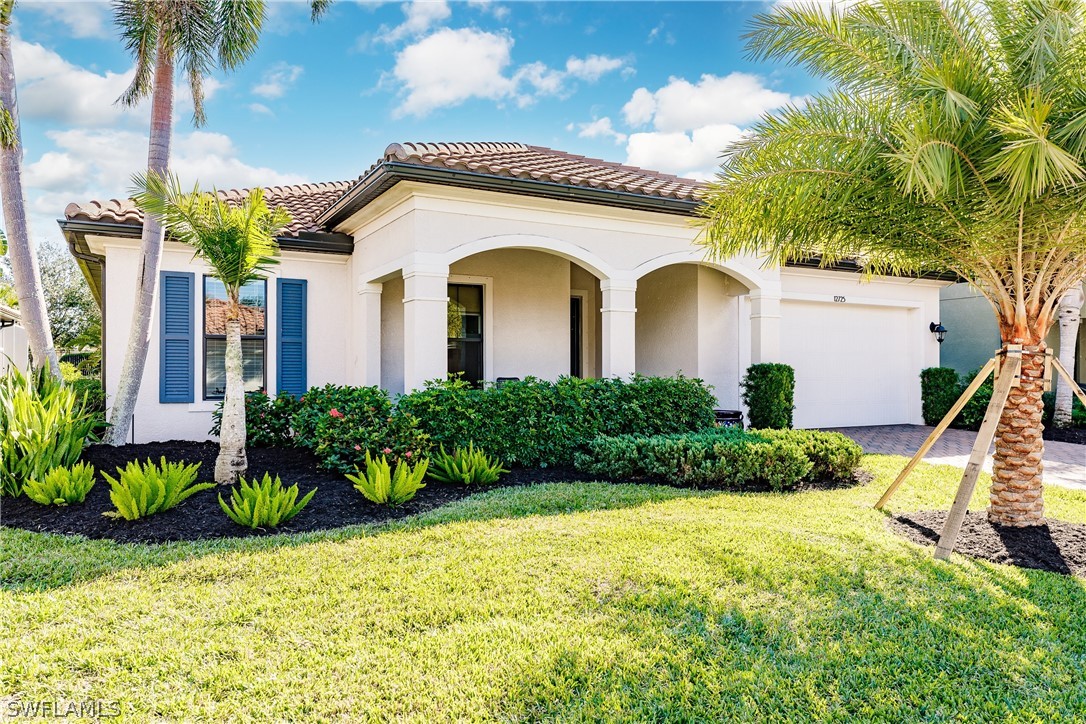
[822, 424, 1086, 491]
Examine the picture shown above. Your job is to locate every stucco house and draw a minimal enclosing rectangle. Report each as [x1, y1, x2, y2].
[62, 141, 947, 443]
[0, 304, 29, 376]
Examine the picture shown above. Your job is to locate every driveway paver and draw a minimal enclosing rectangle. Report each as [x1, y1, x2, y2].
[821, 424, 1085, 491]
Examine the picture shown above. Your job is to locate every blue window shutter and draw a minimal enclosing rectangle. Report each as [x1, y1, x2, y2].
[277, 278, 307, 397]
[159, 271, 195, 403]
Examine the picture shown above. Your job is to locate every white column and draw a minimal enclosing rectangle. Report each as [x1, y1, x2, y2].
[403, 263, 449, 392]
[357, 281, 382, 387]
[749, 287, 782, 363]
[601, 278, 637, 378]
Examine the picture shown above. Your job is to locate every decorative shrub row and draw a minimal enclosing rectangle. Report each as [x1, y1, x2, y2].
[398, 374, 717, 468]
[740, 363, 795, 430]
[573, 428, 862, 491]
[212, 390, 300, 448]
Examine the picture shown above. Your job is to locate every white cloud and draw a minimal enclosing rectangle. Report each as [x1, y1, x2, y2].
[392, 31, 629, 116]
[252, 63, 304, 99]
[565, 54, 625, 82]
[623, 72, 798, 132]
[626, 125, 745, 181]
[392, 28, 516, 116]
[25, 151, 90, 191]
[22, 1, 112, 40]
[616, 73, 800, 180]
[468, 0, 509, 20]
[570, 117, 627, 145]
[381, 0, 451, 44]
[13, 38, 134, 126]
[248, 103, 274, 116]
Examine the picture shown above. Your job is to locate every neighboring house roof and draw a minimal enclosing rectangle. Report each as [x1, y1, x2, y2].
[0, 304, 19, 323]
[204, 298, 265, 336]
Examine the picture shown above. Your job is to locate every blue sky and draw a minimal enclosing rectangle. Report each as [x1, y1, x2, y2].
[11, 0, 822, 246]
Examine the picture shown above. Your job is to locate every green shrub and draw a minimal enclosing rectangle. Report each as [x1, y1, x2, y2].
[219, 473, 316, 529]
[292, 384, 430, 473]
[954, 368, 993, 431]
[23, 462, 97, 506]
[574, 427, 860, 491]
[0, 365, 99, 497]
[346, 452, 428, 506]
[741, 364, 795, 430]
[429, 443, 508, 485]
[920, 367, 960, 426]
[103, 458, 212, 520]
[70, 377, 107, 436]
[398, 374, 716, 468]
[1043, 391, 1086, 428]
[211, 391, 299, 447]
[59, 361, 82, 383]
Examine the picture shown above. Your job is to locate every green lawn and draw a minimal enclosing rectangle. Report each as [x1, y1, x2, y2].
[2, 455, 1084, 722]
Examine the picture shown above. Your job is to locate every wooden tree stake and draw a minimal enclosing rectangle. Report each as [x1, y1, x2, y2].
[934, 349, 1022, 561]
[1051, 356, 1086, 408]
[875, 357, 997, 509]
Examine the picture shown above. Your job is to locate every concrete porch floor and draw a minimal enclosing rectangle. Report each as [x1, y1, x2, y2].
[822, 424, 1086, 491]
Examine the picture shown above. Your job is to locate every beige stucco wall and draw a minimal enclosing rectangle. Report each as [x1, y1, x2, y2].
[636, 265, 700, 378]
[380, 274, 405, 395]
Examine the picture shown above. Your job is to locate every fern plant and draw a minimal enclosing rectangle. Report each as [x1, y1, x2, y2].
[103, 458, 212, 520]
[219, 473, 316, 529]
[429, 443, 508, 485]
[23, 462, 97, 505]
[346, 452, 427, 506]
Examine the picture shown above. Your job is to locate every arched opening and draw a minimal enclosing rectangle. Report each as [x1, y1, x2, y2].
[635, 263, 751, 409]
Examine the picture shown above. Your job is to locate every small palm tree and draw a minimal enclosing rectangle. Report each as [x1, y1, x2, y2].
[106, 0, 266, 445]
[132, 171, 291, 483]
[701, 0, 1086, 527]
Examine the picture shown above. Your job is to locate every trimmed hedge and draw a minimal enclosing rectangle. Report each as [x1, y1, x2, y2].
[741, 363, 794, 429]
[397, 375, 717, 467]
[573, 427, 862, 491]
[210, 391, 300, 448]
[919, 367, 960, 426]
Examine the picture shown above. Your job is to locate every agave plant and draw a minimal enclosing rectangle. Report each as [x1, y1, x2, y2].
[219, 473, 316, 529]
[346, 452, 427, 506]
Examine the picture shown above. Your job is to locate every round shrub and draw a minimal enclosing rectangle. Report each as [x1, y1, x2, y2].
[741, 363, 795, 430]
[211, 390, 299, 447]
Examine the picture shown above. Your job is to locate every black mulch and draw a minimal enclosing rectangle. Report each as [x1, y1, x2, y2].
[0, 442, 583, 544]
[1045, 427, 1086, 445]
[888, 510, 1086, 577]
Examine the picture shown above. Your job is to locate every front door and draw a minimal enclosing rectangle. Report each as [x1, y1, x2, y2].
[448, 284, 484, 385]
[570, 296, 583, 378]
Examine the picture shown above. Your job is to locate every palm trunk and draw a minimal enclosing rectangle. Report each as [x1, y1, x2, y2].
[106, 36, 173, 445]
[214, 301, 247, 484]
[988, 344, 1046, 527]
[1053, 286, 1083, 428]
[0, 18, 60, 379]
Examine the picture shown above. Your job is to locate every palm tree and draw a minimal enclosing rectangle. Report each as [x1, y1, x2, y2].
[700, 0, 1086, 527]
[106, 0, 265, 445]
[132, 171, 290, 483]
[1054, 284, 1083, 427]
[0, 0, 61, 379]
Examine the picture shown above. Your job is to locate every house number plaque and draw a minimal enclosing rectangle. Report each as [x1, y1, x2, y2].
[833, 295, 847, 303]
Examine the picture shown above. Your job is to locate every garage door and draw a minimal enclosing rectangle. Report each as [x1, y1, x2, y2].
[780, 301, 913, 428]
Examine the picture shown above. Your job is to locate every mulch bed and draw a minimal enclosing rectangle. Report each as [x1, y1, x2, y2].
[888, 510, 1086, 577]
[0, 442, 583, 544]
[1045, 427, 1086, 445]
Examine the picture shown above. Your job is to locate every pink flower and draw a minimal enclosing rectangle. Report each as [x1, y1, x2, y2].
[404, 451, 413, 458]
[329, 408, 344, 418]
[382, 447, 392, 455]
[354, 444, 362, 451]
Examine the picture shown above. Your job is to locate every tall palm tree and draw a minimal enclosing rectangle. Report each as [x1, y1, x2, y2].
[701, 0, 1086, 527]
[106, 0, 264, 445]
[132, 171, 290, 483]
[1054, 284, 1083, 426]
[0, 0, 61, 379]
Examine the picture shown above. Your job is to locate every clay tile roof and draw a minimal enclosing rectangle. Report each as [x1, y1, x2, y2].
[63, 180, 356, 237]
[382, 141, 705, 202]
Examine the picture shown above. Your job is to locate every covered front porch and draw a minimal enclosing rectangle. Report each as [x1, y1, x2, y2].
[354, 241, 780, 410]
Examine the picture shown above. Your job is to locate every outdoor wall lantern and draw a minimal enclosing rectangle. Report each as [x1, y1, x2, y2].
[929, 322, 948, 344]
